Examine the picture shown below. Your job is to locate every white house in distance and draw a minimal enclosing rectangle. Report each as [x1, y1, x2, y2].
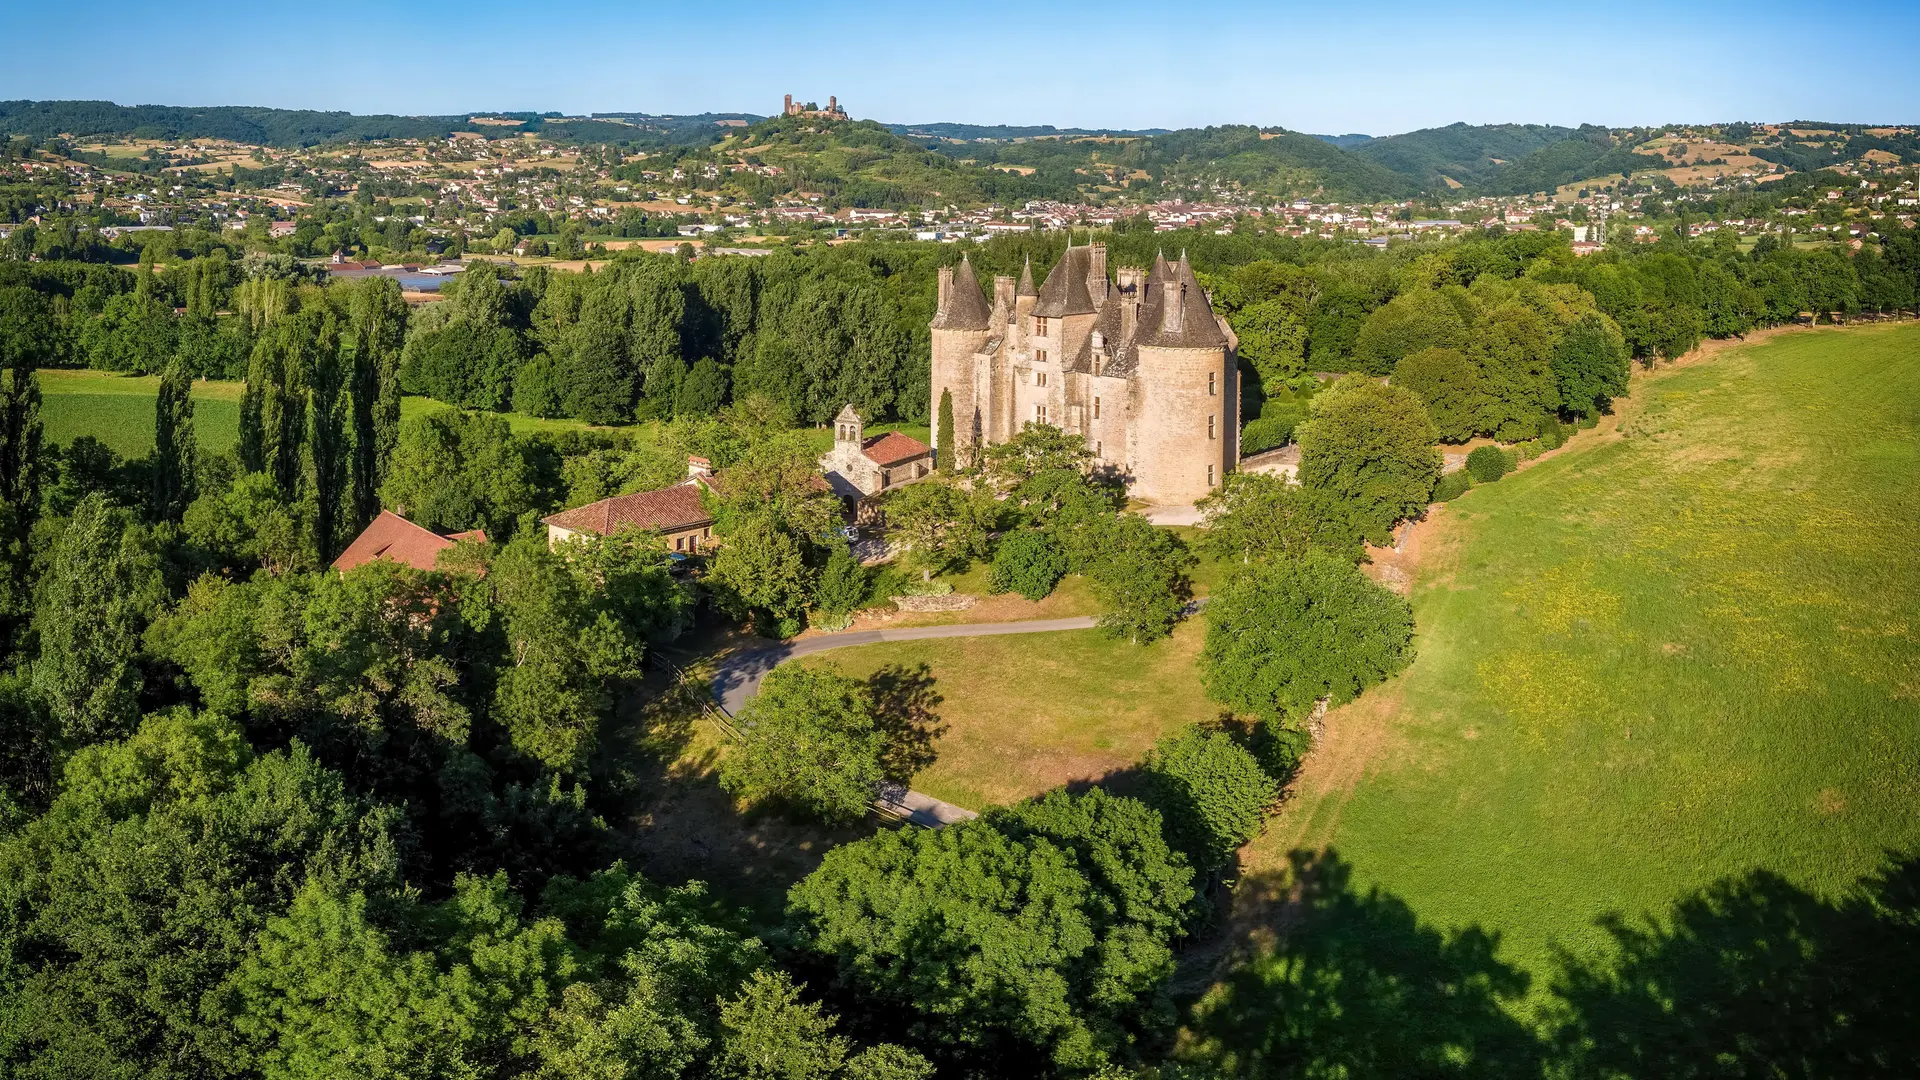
[818, 404, 934, 501]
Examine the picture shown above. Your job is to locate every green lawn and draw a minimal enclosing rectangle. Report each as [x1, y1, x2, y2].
[798, 621, 1217, 810]
[1241, 323, 1920, 1011]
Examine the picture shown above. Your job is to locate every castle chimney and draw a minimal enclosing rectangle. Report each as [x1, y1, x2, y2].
[936, 265, 953, 315]
[1086, 243, 1108, 302]
[1162, 280, 1186, 335]
[993, 274, 1015, 317]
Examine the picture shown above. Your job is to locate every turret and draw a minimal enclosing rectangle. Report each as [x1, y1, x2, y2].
[929, 255, 994, 465]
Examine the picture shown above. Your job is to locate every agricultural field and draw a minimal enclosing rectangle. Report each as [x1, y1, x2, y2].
[37, 369, 245, 457]
[1225, 323, 1920, 1017]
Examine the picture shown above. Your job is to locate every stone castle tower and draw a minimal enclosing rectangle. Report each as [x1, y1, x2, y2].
[929, 245, 1237, 504]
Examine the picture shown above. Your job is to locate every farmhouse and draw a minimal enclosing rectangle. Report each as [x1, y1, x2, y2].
[543, 460, 719, 554]
[332, 510, 486, 573]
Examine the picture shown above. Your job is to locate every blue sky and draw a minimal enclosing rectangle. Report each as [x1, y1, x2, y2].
[6, 0, 1916, 135]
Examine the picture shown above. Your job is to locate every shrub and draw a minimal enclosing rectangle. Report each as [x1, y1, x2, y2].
[987, 529, 1067, 601]
[1240, 415, 1294, 455]
[1515, 440, 1542, 462]
[1537, 414, 1567, 449]
[865, 566, 909, 607]
[1433, 470, 1471, 502]
[1141, 726, 1278, 870]
[1466, 445, 1511, 484]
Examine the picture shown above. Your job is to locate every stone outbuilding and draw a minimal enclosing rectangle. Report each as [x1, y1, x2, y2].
[542, 459, 719, 554]
[818, 404, 934, 500]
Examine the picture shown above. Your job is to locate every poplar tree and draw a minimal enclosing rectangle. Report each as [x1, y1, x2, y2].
[936, 388, 954, 471]
[347, 277, 406, 530]
[150, 360, 195, 523]
[0, 353, 43, 647]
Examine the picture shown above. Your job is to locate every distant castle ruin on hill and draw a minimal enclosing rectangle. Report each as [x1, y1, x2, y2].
[930, 245, 1239, 505]
[782, 94, 847, 121]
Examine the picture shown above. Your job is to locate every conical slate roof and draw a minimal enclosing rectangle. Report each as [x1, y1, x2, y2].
[1016, 256, 1037, 297]
[1033, 246, 1098, 318]
[933, 255, 991, 331]
[1138, 253, 1227, 349]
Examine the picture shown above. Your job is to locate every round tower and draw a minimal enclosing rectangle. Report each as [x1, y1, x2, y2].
[929, 255, 993, 464]
[1127, 255, 1236, 505]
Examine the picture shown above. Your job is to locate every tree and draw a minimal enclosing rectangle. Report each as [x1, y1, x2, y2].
[721, 665, 882, 825]
[883, 477, 995, 576]
[789, 788, 1192, 1074]
[987, 528, 1068, 602]
[380, 410, 554, 540]
[1195, 472, 1359, 565]
[151, 360, 196, 523]
[1088, 513, 1192, 644]
[1476, 300, 1561, 440]
[346, 277, 407, 532]
[814, 543, 867, 620]
[1233, 299, 1311, 388]
[676, 357, 729, 417]
[1352, 287, 1471, 375]
[1392, 347, 1486, 442]
[935, 389, 954, 473]
[0, 712, 403, 1080]
[29, 495, 160, 746]
[1200, 553, 1415, 766]
[1296, 376, 1441, 546]
[715, 970, 850, 1080]
[708, 513, 816, 637]
[488, 537, 643, 772]
[308, 343, 351, 563]
[981, 423, 1092, 490]
[1551, 313, 1630, 418]
[0, 339, 43, 647]
[1140, 726, 1277, 870]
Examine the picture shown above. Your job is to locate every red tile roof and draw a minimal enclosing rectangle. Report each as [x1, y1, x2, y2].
[331, 510, 486, 573]
[861, 431, 932, 467]
[542, 482, 713, 537]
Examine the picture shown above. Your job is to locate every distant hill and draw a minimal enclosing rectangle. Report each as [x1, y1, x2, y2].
[0, 100, 744, 148]
[1351, 122, 1579, 189]
[1476, 128, 1668, 195]
[1313, 133, 1377, 149]
[889, 122, 1169, 142]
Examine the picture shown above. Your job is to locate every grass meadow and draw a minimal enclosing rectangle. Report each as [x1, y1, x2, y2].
[1234, 322, 1920, 1015]
[34, 368, 929, 462]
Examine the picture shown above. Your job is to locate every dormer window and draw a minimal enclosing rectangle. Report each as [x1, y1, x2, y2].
[1035, 316, 1049, 337]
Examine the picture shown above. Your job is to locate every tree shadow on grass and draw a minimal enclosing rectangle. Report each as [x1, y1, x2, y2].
[1181, 848, 1544, 1079]
[868, 662, 946, 783]
[595, 667, 886, 927]
[1179, 849, 1920, 1079]
[1545, 852, 1920, 1079]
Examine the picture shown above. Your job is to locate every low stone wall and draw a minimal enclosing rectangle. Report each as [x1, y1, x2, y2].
[890, 592, 978, 613]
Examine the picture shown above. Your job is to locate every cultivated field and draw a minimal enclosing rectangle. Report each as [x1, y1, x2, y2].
[1228, 323, 1920, 1013]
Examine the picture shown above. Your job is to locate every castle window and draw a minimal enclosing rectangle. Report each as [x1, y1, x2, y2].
[1208, 414, 1216, 440]
[1036, 350, 1048, 366]
[1093, 396, 1101, 419]
[1208, 464, 1216, 486]
[1035, 370, 1048, 387]
[1035, 316, 1049, 337]
[1034, 404, 1048, 424]
[1208, 371, 1217, 396]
